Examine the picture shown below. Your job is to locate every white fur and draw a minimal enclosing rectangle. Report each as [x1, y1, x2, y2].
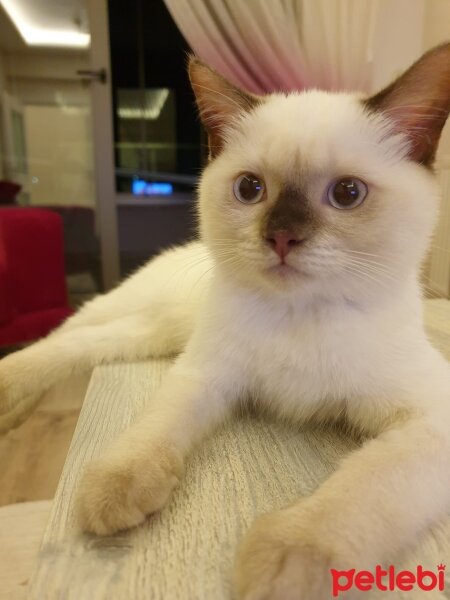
[1, 89, 449, 600]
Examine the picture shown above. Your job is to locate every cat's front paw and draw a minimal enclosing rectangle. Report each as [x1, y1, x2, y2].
[0, 354, 41, 432]
[235, 509, 338, 600]
[75, 442, 184, 535]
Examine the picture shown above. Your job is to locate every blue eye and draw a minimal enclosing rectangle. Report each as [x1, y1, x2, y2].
[327, 177, 368, 209]
[233, 173, 265, 204]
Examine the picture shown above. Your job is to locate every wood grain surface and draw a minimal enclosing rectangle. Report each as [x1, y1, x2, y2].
[28, 301, 450, 600]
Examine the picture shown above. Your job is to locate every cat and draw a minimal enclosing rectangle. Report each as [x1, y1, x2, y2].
[1, 43, 450, 600]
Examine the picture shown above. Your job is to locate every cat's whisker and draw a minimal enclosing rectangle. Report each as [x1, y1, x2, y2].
[344, 263, 396, 283]
[159, 253, 214, 292]
[343, 254, 396, 270]
[343, 250, 386, 259]
[187, 264, 218, 294]
[342, 257, 396, 278]
[347, 258, 396, 275]
[212, 240, 258, 252]
[340, 263, 392, 291]
[343, 269, 392, 289]
[346, 263, 396, 279]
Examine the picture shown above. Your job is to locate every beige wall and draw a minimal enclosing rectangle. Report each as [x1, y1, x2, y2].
[370, 0, 450, 162]
[370, 0, 425, 93]
[423, 0, 450, 50]
[423, 0, 450, 162]
[24, 105, 95, 207]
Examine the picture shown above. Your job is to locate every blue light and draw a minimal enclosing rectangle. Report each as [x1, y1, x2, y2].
[132, 179, 173, 196]
[146, 182, 173, 195]
[132, 179, 147, 195]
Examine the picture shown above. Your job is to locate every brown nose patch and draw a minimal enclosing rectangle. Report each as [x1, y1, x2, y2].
[262, 186, 317, 240]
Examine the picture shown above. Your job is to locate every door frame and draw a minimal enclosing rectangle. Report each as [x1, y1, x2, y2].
[1, 92, 29, 197]
[87, 0, 120, 290]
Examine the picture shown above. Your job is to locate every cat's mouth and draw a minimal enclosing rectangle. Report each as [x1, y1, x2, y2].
[267, 262, 304, 279]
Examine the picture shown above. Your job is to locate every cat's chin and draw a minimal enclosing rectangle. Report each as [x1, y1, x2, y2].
[265, 263, 307, 281]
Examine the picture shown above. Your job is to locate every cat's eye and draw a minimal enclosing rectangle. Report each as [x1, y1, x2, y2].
[327, 177, 368, 210]
[233, 173, 265, 204]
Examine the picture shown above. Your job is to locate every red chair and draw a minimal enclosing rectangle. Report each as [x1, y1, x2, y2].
[0, 207, 73, 347]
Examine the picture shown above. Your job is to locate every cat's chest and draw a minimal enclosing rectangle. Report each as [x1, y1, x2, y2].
[231, 302, 379, 405]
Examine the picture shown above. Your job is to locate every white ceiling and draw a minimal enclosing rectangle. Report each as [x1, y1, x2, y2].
[0, 0, 90, 50]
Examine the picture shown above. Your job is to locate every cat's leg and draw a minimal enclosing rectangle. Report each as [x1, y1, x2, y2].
[74, 353, 238, 535]
[0, 314, 180, 432]
[0, 242, 210, 430]
[235, 403, 450, 600]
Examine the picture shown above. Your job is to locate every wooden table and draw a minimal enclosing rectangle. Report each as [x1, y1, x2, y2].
[28, 301, 450, 600]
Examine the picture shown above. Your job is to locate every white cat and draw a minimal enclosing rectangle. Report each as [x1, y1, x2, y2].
[1, 44, 450, 600]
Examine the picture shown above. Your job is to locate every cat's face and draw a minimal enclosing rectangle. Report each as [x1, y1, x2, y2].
[198, 91, 439, 296]
[191, 45, 450, 298]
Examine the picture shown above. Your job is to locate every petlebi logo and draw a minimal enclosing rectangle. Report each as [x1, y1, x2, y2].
[330, 564, 446, 597]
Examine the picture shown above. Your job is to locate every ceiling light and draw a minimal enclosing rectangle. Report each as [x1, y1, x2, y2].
[0, 0, 90, 48]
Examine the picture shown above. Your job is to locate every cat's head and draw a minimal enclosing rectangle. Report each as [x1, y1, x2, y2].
[190, 44, 450, 300]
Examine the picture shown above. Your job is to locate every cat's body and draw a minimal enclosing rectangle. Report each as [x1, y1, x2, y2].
[2, 46, 450, 599]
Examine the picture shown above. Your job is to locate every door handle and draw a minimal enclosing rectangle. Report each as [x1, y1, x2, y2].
[76, 68, 107, 84]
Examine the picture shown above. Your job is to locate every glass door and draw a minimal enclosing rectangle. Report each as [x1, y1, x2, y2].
[0, 0, 120, 302]
[0, 0, 204, 294]
[108, 0, 204, 276]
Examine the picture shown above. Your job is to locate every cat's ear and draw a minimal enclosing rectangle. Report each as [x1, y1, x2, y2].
[188, 56, 261, 158]
[366, 42, 450, 165]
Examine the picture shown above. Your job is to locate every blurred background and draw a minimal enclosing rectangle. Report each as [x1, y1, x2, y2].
[0, 0, 449, 349]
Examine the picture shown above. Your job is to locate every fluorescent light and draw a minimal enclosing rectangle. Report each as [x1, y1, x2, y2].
[0, 0, 90, 48]
[118, 89, 170, 120]
[23, 29, 90, 48]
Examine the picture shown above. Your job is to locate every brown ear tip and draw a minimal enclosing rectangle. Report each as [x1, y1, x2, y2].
[188, 54, 209, 70]
[187, 54, 198, 70]
[435, 40, 450, 52]
[188, 55, 212, 82]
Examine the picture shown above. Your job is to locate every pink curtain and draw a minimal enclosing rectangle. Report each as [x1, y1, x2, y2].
[164, 0, 380, 94]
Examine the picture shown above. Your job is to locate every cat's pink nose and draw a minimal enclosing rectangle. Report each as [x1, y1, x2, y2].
[265, 230, 302, 260]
